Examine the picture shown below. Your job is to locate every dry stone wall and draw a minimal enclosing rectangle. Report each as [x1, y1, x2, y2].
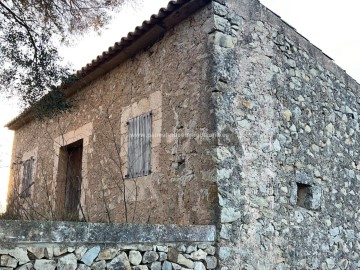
[0, 221, 216, 270]
[0, 244, 217, 270]
[211, 0, 360, 269]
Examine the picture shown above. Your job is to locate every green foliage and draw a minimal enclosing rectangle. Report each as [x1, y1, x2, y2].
[33, 88, 73, 120]
[0, 0, 128, 107]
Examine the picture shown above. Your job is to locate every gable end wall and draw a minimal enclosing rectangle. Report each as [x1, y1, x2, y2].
[211, 0, 360, 269]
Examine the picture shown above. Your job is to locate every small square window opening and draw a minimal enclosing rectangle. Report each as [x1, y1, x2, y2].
[296, 183, 311, 208]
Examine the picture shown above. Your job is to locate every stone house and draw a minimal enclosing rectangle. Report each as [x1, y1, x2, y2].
[5, 0, 360, 268]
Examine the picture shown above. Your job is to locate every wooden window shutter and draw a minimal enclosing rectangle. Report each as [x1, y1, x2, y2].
[22, 157, 34, 197]
[128, 112, 152, 178]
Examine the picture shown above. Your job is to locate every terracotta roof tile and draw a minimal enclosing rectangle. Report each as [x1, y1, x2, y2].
[76, 0, 190, 79]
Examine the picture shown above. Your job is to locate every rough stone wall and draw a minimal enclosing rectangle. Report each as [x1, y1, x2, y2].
[0, 221, 217, 270]
[0, 244, 217, 270]
[212, 0, 360, 269]
[7, 5, 217, 225]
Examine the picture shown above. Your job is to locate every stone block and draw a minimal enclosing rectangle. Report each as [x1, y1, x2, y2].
[162, 261, 172, 270]
[295, 171, 314, 185]
[44, 247, 53, 259]
[209, 32, 237, 48]
[205, 256, 217, 269]
[53, 246, 68, 257]
[158, 252, 167, 261]
[307, 186, 322, 210]
[205, 246, 216, 256]
[150, 261, 161, 270]
[1, 255, 18, 268]
[191, 249, 207, 261]
[132, 266, 149, 270]
[77, 264, 91, 270]
[92, 260, 106, 270]
[0, 248, 9, 255]
[142, 251, 159, 264]
[27, 247, 45, 260]
[219, 247, 231, 260]
[57, 254, 77, 270]
[107, 252, 131, 270]
[152, 123, 162, 148]
[138, 98, 150, 112]
[194, 262, 206, 270]
[75, 246, 88, 260]
[129, 250, 142, 266]
[213, 2, 227, 17]
[132, 102, 142, 118]
[177, 254, 194, 269]
[17, 262, 33, 270]
[34, 259, 56, 270]
[81, 246, 100, 266]
[185, 244, 197, 254]
[172, 263, 181, 270]
[9, 247, 29, 265]
[156, 245, 168, 252]
[97, 248, 117, 260]
[152, 107, 162, 121]
[221, 207, 241, 223]
[167, 247, 179, 262]
[214, 15, 230, 33]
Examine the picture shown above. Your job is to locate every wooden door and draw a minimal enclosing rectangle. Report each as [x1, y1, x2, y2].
[64, 143, 83, 219]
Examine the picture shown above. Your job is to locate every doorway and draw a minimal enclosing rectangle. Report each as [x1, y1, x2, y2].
[57, 139, 83, 220]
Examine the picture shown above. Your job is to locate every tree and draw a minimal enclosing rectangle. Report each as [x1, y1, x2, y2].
[0, 0, 128, 106]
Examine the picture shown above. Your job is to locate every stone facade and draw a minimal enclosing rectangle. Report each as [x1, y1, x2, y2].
[6, 0, 360, 269]
[7, 2, 217, 225]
